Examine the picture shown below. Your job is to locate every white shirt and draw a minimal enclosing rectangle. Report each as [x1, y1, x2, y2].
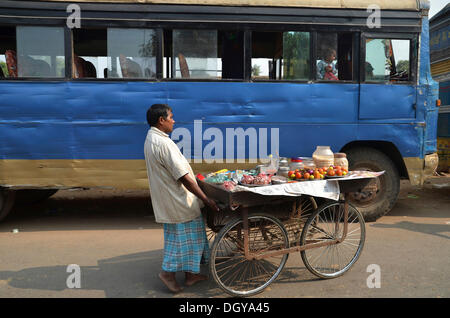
[144, 126, 203, 223]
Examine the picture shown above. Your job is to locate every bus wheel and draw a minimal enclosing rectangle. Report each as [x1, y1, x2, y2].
[346, 148, 400, 222]
[15, 189, 58, 205]
[0, 189, 16, 222]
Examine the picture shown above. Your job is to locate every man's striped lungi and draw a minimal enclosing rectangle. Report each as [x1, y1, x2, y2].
[162, 216, 210, 273]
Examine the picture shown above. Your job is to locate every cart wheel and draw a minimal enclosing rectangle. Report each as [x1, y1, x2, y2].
[300, 202, 365, 279]
[210, 213, 289, 297]
[203, 208, 234, 244]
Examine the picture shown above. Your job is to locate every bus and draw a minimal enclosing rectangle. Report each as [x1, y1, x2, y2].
[0, 0, 439, 222]
[430, 4, 450, 172]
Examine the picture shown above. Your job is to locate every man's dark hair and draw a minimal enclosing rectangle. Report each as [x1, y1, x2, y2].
[147, 104, 172, 127]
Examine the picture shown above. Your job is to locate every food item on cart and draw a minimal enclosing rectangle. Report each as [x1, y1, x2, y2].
[271, 175, 288, 184]
[240, 173, 272, 185]
[204, 173, 230, 184]
[196, 173, 205, 181]
[240, 174, 255, 184]
[222, 180, 237, 191]
[253, 173, 271, 185]
[277, 166, 290, 177]
[302, 157, 316, 170]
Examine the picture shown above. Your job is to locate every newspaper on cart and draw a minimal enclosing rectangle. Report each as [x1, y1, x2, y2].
[232, 171, 385, 201]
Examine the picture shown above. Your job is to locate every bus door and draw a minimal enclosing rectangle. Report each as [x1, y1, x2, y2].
[359, 35, 417, 120]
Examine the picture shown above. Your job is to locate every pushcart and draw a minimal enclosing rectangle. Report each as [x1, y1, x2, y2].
[198, 175, 378, 297]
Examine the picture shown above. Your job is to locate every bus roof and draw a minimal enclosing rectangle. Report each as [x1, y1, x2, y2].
[39, 0, 425, 11]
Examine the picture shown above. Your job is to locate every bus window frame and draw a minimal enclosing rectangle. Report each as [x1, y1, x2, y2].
[308, 31, 360, 85]
[71, 26, 161, 81]
[360, 32, 418, 85]
[0, 23, 69, 81]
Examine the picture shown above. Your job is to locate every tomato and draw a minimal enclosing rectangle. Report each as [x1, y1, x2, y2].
[295, 172, 302, 179]
[303, 172, 310, 179]
[336, 169, 343, 176]
[328, 170, 335, 176]
[288, 170, 294, 176]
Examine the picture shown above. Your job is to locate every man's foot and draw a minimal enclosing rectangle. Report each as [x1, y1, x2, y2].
[185, 272, 208, 287]
[159, 271, 183, 293]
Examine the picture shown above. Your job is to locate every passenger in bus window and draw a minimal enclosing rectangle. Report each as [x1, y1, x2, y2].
[317, 48, 338, 80]
[365, 62, 375, 81]
[144, 104, 219, 293]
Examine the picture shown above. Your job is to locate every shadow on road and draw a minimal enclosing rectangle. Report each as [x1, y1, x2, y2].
[0, 250, 228, 298]
[0, 189, 159, 232]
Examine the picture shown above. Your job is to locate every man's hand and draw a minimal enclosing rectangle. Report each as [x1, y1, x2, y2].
[204, 198, 220, 213]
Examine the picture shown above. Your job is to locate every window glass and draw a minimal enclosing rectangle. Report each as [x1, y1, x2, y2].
[73, 28, 156, 79]
[283, 32, 310, 80]
[17, 26, 65, 77]
[316, 33, 338, 81]
[365, 39, 410, 82]
[316, 33, 353, 81]
[0, 26, 65, 78]
[107, 28, 156, 79]
[173, 29, 218, 79]
[73, 28, 107, 78]
[251, 31, 310, 80]
[0, 26, 16, 78]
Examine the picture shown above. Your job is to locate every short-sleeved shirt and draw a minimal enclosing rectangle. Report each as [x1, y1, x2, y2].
[144, 127, 203, 224]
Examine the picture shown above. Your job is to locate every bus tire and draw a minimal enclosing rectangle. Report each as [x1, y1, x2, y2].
[346, 147, 400, 222]
[0, 189, 16, 222]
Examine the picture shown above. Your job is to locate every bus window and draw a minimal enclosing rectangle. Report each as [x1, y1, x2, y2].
[108, 28, 157, 79]
[73, 28, 106, 78]
[316, 33, 353, 81]
[0, 26, 15, 78]
[172, 29, 219, 79]
[251, 31, 310, 81]
[164, 29, 244, 80]
[0, 26, 65, 78]
[365, 38, 410, 82]
[73, 28, 157, 79]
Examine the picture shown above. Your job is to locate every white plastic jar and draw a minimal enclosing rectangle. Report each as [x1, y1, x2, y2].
[312, 146, 334, 168]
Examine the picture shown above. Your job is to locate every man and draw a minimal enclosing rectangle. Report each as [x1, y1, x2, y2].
[144, 104, 219, 293]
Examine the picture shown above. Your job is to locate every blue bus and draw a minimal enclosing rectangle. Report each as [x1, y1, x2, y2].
[0, 0, 439, 222]
[430, 3, 450, 172]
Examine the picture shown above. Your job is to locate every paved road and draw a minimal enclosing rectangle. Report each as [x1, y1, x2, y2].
[0, 179, 449, 298]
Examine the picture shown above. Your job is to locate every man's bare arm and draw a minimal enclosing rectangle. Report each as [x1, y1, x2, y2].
[179, 174, 219, 212]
